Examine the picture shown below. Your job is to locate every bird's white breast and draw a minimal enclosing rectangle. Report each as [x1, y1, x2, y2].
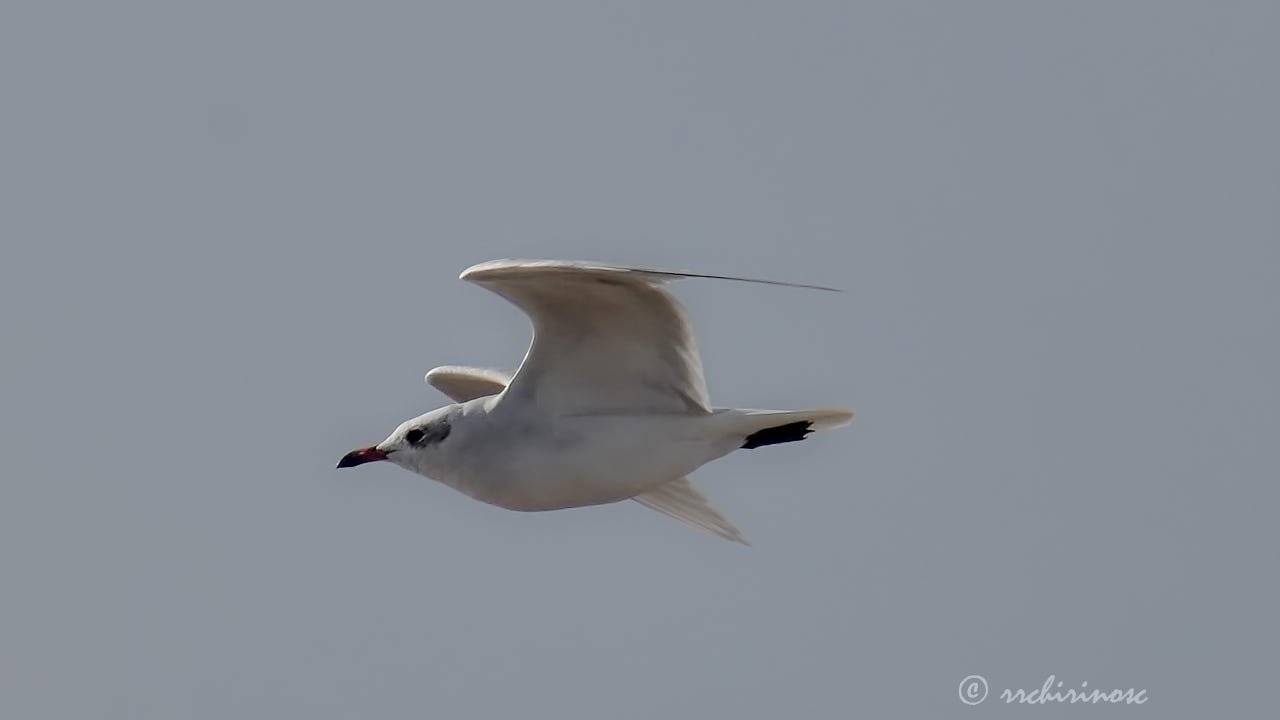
[427, 407, 735, 511]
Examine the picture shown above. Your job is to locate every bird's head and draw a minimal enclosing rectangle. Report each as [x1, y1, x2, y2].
[337, 406, 455, 475]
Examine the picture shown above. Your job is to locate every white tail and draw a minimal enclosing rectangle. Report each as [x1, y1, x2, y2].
[729, 407, 853, 431]
[714, 407, 853, 450]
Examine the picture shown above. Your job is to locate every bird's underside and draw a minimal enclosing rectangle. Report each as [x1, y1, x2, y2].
[425, 363, 751, 543]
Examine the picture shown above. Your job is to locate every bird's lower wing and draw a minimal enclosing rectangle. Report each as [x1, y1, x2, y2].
[632, 477, 749, 545]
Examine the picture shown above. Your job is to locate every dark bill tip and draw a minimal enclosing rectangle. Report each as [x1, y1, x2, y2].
[337, 446, 388, 469]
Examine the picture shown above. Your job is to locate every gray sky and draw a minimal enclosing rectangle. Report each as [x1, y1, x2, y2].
[3, 1, 1277, 717]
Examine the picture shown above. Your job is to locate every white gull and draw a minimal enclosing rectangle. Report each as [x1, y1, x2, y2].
[338, 259, 853, 544]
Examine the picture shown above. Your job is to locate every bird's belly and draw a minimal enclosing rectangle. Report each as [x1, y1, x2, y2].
[447, 414, 728, 512]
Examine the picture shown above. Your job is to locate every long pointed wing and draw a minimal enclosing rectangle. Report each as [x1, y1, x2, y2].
[461, 260, 715, 415]
[632, 477, 749, 545]
[424, 365, 511, 402]
[461, 260, 837, 416]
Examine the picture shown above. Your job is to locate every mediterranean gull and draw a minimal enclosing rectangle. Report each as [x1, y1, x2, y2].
[337, 259, 852, 544]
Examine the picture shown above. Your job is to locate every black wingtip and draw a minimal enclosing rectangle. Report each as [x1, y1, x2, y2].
[741, 420, 814, 449]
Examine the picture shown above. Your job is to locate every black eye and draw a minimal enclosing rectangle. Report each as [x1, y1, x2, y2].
[405, 428, 425, 444]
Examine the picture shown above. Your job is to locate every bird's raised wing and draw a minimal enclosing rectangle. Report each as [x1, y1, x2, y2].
[461, 259, 837, 416]
[462, 259, 710, 414]
[425, 365, 511, 402]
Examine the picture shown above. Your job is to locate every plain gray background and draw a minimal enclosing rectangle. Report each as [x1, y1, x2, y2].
[3, 1, 1276, 718]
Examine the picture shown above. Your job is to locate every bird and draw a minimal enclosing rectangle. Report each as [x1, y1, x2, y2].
[337, 259, 852, 544]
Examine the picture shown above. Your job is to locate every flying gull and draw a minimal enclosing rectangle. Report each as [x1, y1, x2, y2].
[338, 259, 852, 544]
